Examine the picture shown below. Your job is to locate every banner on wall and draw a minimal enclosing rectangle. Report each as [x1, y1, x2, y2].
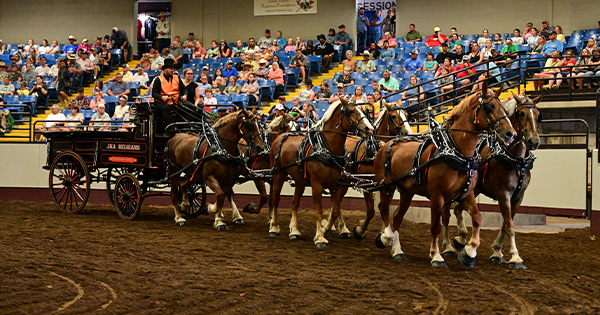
[254, 0, 317, 16]
[356, 0, 396, 16]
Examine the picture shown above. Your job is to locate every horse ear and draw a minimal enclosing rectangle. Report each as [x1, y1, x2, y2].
[531, 95, 543, 104]
[382, 100, 392, 110]
[494, 85, 503, 97]
[482, 80, 488, 96]
[510, 91, 522, 103]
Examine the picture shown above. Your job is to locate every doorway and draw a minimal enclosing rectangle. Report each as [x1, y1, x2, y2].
[136, 0, 171, 58]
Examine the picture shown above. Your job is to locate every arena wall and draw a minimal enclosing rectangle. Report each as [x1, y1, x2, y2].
[0, 143, 591, 218]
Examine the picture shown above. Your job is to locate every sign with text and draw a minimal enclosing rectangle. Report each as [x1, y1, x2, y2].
[254, 0, 317, 16]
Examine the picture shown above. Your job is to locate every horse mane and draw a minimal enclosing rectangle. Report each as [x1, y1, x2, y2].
[212, 110, 240, 129]
[312, 100, 342, 130]
[373, 106, 387, 130]
[502, 95, 523, 117]
[442, 93, 480, 128]
[268, 114, 288, 132]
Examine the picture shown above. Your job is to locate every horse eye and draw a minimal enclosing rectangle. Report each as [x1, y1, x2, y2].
[518, 111, 526, 117]
[391, 115, 397, 119]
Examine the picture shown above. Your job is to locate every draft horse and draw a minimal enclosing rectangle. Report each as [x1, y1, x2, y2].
[269, 98, 374, 247]
[166, 109, 265, 229]
[372, 84, 516, 267]
[441, 93, 542, 270]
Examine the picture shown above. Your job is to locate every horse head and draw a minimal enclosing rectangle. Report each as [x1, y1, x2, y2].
[238, 109, 266, 155]
[338, 97, 374, 138]
[509, 92, 543, 150]
[381, 100, 413, 136]
[474, 83, 516, 145]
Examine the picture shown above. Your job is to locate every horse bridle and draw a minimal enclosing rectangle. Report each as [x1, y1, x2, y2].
[336, 102, 370, 135]
[474, 93, 511, 135]
[505, 99, 542, 150]
[382, 106, 409, 134]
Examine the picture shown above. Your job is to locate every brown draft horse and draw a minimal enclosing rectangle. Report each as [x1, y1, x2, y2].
[372, 84, 516, 267]
[441, 93, 542, 270]
[206, 114, 300, 218]
[167, 109, 265, 229]
[322, 101, 414, 238]
[268, 98, 374, 247]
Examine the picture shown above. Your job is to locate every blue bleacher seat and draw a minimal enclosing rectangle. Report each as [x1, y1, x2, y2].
[2, 95, 19, 104]
[231, 94, 249, 109]
[214, 94, 231, 104]
[307, 55, 322, 75]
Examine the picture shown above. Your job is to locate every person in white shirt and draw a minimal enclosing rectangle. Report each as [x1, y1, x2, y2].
[113, 96, 130, 119]
[38, 39, 52, 55]
[35, 57, 51, 76]
[511, 28, 524, 45]
[132, 66, 149, 89]
[150, 49, 164, 70]
[48, 58, 62, 77]
[47, 40, 61, 54]
[35, 104, 66, 140]
[89, 104, 111, 131]
[156, 12, 171, 53]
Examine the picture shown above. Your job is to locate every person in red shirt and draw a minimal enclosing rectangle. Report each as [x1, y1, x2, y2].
[454, 55, 476, 93]
[425, 26, 447, 47]
[560, 49, 577, 89]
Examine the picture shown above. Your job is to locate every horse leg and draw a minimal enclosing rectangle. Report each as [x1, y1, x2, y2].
[312, 183, 329, 248]
[288, 183, 306, 240]
[322, 187, 347, 237]
[353, 191, 375, 240]
[169, 168, 186, 226]
[490, 191, 510, 265]
[507, 194, 527, 270]
[389, 188, 414, 261]
[179, 179, 191, 211]
[268, 173, 285, 236]
[204, 176, 228, 231]
[428, 194, 447, 267]
[244, 180, 267, 214]
[229, 191, 245, 225]
[441, 203, 456, 256]
[376, 188, 395, 249]
[454, 207, 469, 247]
[457, 194, 481, 268]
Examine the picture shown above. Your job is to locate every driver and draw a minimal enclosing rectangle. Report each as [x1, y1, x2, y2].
[151, 59, 188, 133]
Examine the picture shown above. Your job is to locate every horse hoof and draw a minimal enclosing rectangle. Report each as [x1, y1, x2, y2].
[233, 219, 245, 225]
[217, 225, 229, 231]
[375, 234, 386, 249]
[289, 234, 301, 240]
[508, 262, 528, 270]
[269, 232, 280, 237]
[339, 233, 351, 239]
[453, 239, 466, 251]
[315, 242, 329, 248]
[393, 254, 408, 261]
[490, 257, 508, 265]
[458, 248, 475, 268]
[176, 221, 186, 226]
[431, 261, 448, 268]
[352, 227, 365, 240]
[443, 251, 456, 257]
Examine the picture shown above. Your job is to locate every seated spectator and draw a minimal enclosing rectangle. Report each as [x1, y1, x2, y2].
[329, 83, 350, 103]
[254, 59, 270, 78]
[500, 39, 519, 62]
[9, 65, 23, 82]
[77, 50, 96, 81]
[65, 105, 84, 131]
[35, 104, 66, 140]
[259, 45, 273, 63]
[378, 32, 397, 48]
[196, 74, 211, 95]
[468, 42, 483, 64]
[289, 49, 309, 84]
[268, 62, 285, 99]
[203, 89, 217, 109]
[47, 40, 61, 54]
[356, 51, 376, 72]
[379, 41, 396, 59]
[238, 62, 253, 80]
[183, 32, 198, 48]
[232, 40, 244, 57]
[425, 27, 446, 47]
[295, 36, 303, 51]
[22, 63, 36, 83]
[113, 96, 129, 119]
[298, 79, 316, 101]
[584, 37, 597, 54]
[454, 55, 476, 93]
[301, 40, 315, 55]
[533, 50, 563, 91]
[193, 41, 207, 59]
[326, 28, 336, 44]
[423, 52, 438, 71]
[0, 77, 15, 95]
[299, 102, 318, 129]
[336, 67, 354, 86]
[91, 37, 103, 51]
[132, 66, 149, 89]
[246, 53, 259, 70]
[480, 39, 494, 61]
[477, 29, 491, 46]
[210, 76, 225, 94]
[527, 28, 540, 48]
[88, 104, 110, 131]
[402, 75, 424, 108]
[448, 34, 463, 52]
[542, 31, 564, 56]
[240, 73, 260, 108]
[560, 49, 577, 87]
[99, 44, 112, 73]
[94, 79, 108, 96]
[378, 70, 400, 94]
[121, 106, 135, 130]
[235, 53, 248, 71]
[403, 49, 423, 71]
[342, 50, 356, 72]
[162, 47, 175, 61]
[103, 35, 113, 49]
[437, 67, 454, 103]
[555, 26, 566, 42]
[351, 85, 368, 104]
[572, 50, 595, 89]
[284, 38, 296, 53]
[150, 49, 164, 70]
[523, 23, 534, 40]
[435, 43, 452, 65]
[90, 91, 105, 110]
[471, 55, 501, 92]
[64, 35, 78, 54]
[449, 27, 461, 41]
[492, 33, 504, 45]
[17, 82, 29, 96]
[219, 40, 232, 58]
[453, 45, 466, 64]
[314, 34, 335, 72]
[245, 38, 261, 55]
[270, 39, 280, 53]
[272, 55, 285, 71]
[315, 81, 332, 100]
[70, 88, 91, 109]
[258, 29, 273, 48]
[275, 31, 286, 48]
[28, 51, 40, 65]
[489, 49, 504, 66]
[15, 45, 27, 61]
[29, 76, 48, 109]
[405, 23, 422, 42]
[35, 57, 51, 77]
[532, 36, 546, 54]
[368, 43, 380, 59]
[222, 60, 239, 79]
[511, 29, 524, 45]
[107, 73, 130, 98]
[207, 40, 220, 58]
[224, 76, 242, 95]
[77, 38, 91, 53]
[267, 102, 287, 121]
[38, 39, 51, 55]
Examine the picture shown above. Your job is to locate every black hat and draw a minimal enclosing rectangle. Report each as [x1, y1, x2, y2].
[265, 29, 271, 33]
[317, 34, 325, 39]
[163, 59, 177, 69]
[338, 24, 346, 28]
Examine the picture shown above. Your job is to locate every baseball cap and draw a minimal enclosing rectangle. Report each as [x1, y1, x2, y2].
[462, 55, 470, 61]
[275, 103, 285, 111]
[265, 29, 271, 33]
[382, 70, 390, 74]
[317, 34, 325, 39]
[226, 60, 233, 64]
[113, 27, 119, 32]
[434, 26, 441, 32]
[202, 65, 209, 70]
[338, 24, 346, 28]
[549, 30, 557, 35]
[337, 83, 344, 88]
[410, 49, 419, 54]
[78, 88, 85, 93]
[278, 96, 286, 101]
[542, 20, 548, 23]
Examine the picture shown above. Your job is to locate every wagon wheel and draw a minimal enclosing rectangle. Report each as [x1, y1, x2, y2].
[113, 173, 143, 221]
[106, 167, 144, 206]
[49, 152, 90, 214]
[181, 183, 208, 218]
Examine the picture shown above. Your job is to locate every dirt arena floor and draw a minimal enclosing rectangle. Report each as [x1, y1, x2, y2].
[1, 200, 599, 314]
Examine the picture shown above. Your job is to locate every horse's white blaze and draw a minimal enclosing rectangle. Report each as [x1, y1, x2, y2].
[357, 107, 374, 131]
[399, 110, 414, 135]
[390, 230, 404, 257]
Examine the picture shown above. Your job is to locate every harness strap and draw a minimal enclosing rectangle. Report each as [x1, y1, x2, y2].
[190, 144, 210, 182]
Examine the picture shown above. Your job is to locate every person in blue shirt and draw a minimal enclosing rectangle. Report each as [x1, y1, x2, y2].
[542, 30, 564, 56]
[334, 24, 352, 58]
[357, 8, 369, 53]
[379, 41, 396, 59]
[222, 60, 239, 79]
[403, 49, 424, 71]
[63, 35, 78, 54]
[368, 10, 383, 46]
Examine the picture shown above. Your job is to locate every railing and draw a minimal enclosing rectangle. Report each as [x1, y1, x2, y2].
[0, 104, 34, 141]
[32, 119, 135, 142]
